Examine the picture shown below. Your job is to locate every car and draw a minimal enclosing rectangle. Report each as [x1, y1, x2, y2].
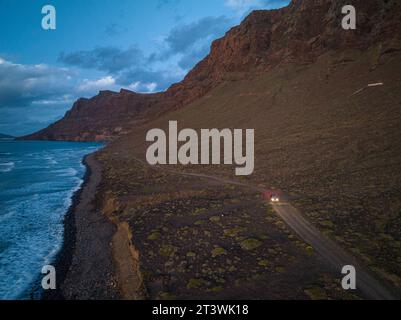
[270, 195, 280, 203]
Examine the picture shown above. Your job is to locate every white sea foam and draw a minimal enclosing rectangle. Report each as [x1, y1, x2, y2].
[0, 210, 16, 223]
[56, 167, 78, 177]
[0, 162, 15, 172]
[44, 156, 58, 165]
[0, 140, 102, 299]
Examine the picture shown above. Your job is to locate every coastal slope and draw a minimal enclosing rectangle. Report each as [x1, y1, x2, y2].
[22, 0, 401, 142]
[25, 0, 401, 299]
[0, 133, 14, 140]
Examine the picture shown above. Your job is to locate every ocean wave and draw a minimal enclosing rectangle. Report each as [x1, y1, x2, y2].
[0, 210, 16, 224]
[55, 167, 78, 177]
[63, 178, 83, 209]
[0, 162, 15, 173]
[44, 156, 58, 165]
[0, 140, 102, 299]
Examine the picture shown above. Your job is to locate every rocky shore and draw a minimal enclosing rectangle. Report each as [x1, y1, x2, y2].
[46, 154, 120, 300]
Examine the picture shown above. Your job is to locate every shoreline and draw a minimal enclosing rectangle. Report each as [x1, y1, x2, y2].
[43, 153, 120, 300]
[41, 154, 92, 300]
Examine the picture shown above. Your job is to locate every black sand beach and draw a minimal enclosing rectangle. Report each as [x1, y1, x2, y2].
[44, 154, 120, 300]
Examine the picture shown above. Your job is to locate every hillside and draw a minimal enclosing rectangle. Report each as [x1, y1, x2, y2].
[31, 0, 401, 299]
[22, 0, 401, 141]
[0, 133, 14, 140]
[94, 45, 401, 299]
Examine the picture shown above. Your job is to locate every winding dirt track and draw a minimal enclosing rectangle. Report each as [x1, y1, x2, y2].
[132, 155, 398, 299]
[160, 168, 398, 300]
[272, 203, 396, 300]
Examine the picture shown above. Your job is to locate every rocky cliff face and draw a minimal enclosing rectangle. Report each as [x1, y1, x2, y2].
[22, 90, 163, 141]
[21, 0, 401, 141]
[166, 0, 401, 106]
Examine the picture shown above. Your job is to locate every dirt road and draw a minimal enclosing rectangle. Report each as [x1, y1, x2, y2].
[171, 169, 398, 299]
[133, 157, 398, 299]
[272, 202, 397, 300]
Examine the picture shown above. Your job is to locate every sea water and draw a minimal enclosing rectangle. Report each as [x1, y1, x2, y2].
[0, 140, 102, 299]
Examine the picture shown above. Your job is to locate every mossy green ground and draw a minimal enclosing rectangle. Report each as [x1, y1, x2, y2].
[96, 49, 401, 298]
[97, 155, 361, 299]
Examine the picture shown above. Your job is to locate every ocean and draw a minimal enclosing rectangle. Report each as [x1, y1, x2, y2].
[0, 140, 102, 299]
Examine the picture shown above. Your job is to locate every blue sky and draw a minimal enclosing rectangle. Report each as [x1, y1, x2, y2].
[0, 0, 289, 136]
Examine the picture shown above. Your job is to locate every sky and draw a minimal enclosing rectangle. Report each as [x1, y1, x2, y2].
[0, 0, 290, 136]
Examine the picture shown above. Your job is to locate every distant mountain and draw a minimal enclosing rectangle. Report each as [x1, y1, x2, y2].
[0, 133, 14, 140]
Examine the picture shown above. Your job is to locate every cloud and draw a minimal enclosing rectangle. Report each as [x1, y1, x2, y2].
[56, 2, 290, 94]
[164, 16, 233, 54]
[59, 46, 145, 73]
[59, 47, 186, 93]
[262, 0, 291, 9]
[1, 1, 293, 136]
[0, 58, 74, 109]
[156, 0, 181, 10]
[225, 0, 290, 15]
[0, 105, 67, 136]
[31, 95, 75, 106]
[225, 0, 264, 12]
[104, 23, 127, 37]
[0, 58, 127, 135]
[58, 45, 173, 92]
[128, 81, 157, 93]
[0, 57, 78, 135]
[77, 76, 117, 93]
[57, 14, 235, 94]
[150, 15, 234, 74]
[0, 56, 182, 135]
[117, 66, 185, 92]
[176, 43, 210, 70]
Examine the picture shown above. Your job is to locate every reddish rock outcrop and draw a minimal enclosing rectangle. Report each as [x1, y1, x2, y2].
[22, 90, 164, 141]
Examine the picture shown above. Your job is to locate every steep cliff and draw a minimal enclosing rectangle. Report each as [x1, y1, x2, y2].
[21, 0, 401, 141]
